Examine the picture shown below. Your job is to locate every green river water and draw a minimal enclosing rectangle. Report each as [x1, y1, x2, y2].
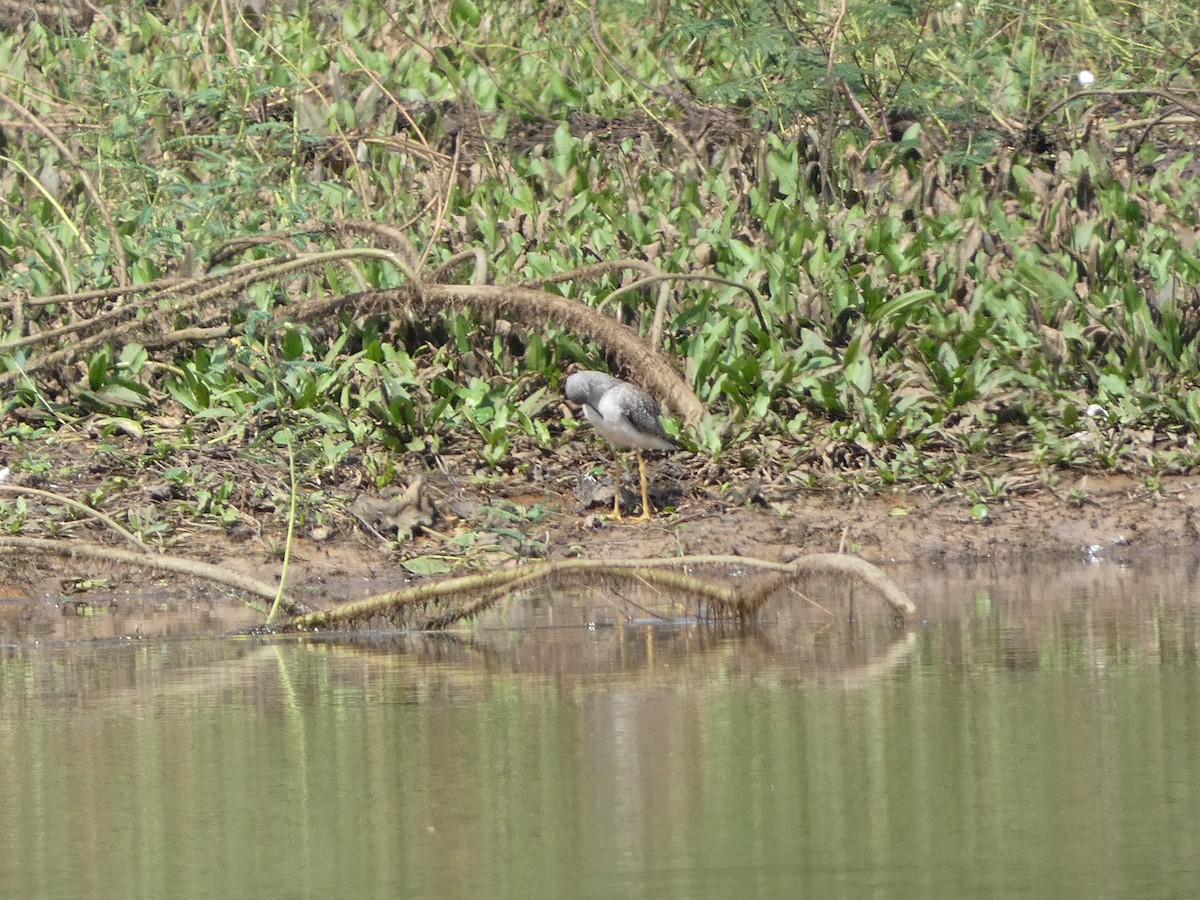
[1, 555, 1198, 899]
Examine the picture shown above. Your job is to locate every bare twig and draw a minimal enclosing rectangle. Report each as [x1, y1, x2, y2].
[605, 272, 769, 345]
[1027, 88, 1200, 134]
[431, 248, 489, 284]
[518, 257, 662, 289]
[0, 484, 144, 549]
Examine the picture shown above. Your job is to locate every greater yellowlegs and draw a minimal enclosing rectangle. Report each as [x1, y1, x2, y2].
[564, 370, 675, 521]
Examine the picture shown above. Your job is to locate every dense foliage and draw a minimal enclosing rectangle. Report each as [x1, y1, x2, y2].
[1, 0, 1199, 534]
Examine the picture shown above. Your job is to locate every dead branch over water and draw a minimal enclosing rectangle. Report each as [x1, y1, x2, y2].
[276, 553, 915, 633]
[3, 528, 913, 635]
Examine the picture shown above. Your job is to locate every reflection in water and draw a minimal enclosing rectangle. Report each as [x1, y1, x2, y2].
[1, 554, 1199, 898]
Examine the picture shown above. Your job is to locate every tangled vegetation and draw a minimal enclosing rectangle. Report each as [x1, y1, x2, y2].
[1, 0, 1199, 552]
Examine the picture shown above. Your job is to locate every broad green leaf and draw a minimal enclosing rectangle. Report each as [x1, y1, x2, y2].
[450, 0, 481, 27]
[402, 556, 454, 576]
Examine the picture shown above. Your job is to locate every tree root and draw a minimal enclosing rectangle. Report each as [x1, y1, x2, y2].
[273, 553, 915, 633]
[0, 247, 410, 390]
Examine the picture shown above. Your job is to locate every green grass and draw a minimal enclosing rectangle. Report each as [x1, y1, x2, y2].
[1, 0, 1199, 539]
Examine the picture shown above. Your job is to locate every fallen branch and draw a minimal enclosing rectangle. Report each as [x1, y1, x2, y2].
[521, 261, 766, 351]
[276, 559, 739, 632]
[0, 247, 409, 389]
[536, 552, 916, 618]
[737, 552, 916, 618]
[274, 552, 914, 632]
[605, 272, 768, 348]
[0, 536, 311, 617]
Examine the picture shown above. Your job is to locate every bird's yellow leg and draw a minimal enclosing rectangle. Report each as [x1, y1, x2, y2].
[633, 451, 654, 521]
[609, 451, 624, 520]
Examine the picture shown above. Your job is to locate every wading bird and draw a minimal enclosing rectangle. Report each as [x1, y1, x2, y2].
[564, 370, 675, 521]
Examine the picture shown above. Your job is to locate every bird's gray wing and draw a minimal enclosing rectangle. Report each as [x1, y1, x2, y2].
[604, 384, 672, 444]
